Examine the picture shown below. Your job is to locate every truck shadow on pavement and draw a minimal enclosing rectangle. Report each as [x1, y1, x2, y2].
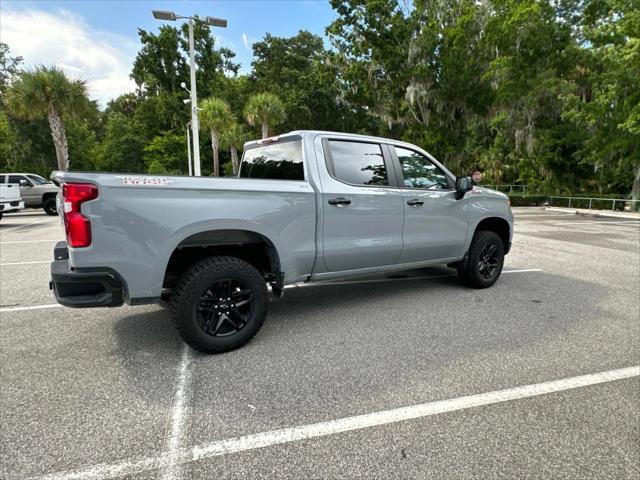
[109, 268, 637, 412]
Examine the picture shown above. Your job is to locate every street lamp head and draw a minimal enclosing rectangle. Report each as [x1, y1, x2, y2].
[152, 10, 177, 21]
[205, 16, 227, 28]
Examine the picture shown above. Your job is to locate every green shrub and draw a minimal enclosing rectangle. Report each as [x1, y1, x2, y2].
[147, 160, 168, 175]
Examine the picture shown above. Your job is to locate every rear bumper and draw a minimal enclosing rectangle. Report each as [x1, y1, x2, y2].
[49, 241, 125, 308]
[0, 201, 24, 212]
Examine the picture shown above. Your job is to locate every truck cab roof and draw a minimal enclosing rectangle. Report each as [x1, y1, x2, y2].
[243, 130, 422, 151]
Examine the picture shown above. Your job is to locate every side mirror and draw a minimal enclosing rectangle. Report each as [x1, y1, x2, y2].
[455, 176, 473, 200]
[19, 179, 30, 187]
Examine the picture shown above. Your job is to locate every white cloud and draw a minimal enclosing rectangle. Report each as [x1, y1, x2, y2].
[0, 8, 138, 107]
[242, 33, 251, 50]
[213, 32, 236, 52]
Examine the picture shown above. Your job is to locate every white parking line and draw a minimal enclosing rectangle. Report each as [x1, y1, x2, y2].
[30, 457, 160, 480]
[4, 226, 62, 233]
[29, 365, 640, 480]
[0, 304, 62, 313]
[551, 220, 640, 226]
[191, 365, 639, 459]
[0, 239, 61, 244]
[0, 260, 50, 266]
[501, 268, 543, 273]
[160, 345, 194, 480]
[514, 213, 573, 218]
[0, 219, 57, 232]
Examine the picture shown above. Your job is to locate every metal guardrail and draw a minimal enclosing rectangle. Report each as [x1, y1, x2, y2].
[482, 186, 639, 212]
[547, 196, 640, 212]
[484, 184, 528, 193]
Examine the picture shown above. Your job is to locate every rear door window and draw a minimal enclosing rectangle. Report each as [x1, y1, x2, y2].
[239, 140, 304, 180]
[327, 140, 388, 186]
[7, 175, 26, 184]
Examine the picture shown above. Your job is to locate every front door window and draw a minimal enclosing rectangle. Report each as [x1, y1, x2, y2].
[394, 147, 451, 190]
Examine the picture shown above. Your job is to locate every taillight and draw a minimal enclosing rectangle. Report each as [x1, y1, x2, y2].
[62, 183, 98, 248]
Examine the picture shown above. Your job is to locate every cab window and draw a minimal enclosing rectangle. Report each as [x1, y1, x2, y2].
[239, 140, 304, 181]
[394, 147, 451, 190]
[27, 174, 49, 185]
[7, 175, 27, 185]
[328, 140, 388, 186]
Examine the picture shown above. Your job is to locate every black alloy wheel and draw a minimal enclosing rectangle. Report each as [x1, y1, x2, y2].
[477, 244, 500, 280]
[458, 230, 504, 288]
[197, 279, 254, 337]
[173, 256, 268, 353]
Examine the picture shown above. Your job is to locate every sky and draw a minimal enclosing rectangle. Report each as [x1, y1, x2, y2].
[0, 1, 338, 106]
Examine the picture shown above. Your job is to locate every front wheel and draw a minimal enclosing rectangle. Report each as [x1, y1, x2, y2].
[172, 256, 268, 353]
[458, 231, 504, 288]
[43, 198, 58, 216]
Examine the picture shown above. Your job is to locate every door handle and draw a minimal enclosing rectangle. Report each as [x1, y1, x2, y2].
[407, 199, 424, 207]
[328, 197, 352, 206]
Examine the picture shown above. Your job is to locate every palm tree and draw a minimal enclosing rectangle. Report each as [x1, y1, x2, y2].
[244, 93, 286, 139]
[199, 97, 233, 176]
[6, 66, 90, 171]
[222, 122, 247, 175]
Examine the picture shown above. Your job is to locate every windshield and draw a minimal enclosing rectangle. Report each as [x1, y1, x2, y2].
[239, 140, 304, 181]
[27, 174, 49, 185]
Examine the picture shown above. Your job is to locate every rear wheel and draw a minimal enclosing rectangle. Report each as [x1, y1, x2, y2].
[172, 256, 268, 353]
[458, 231, 504, 288]
[43, 198, 58, 216]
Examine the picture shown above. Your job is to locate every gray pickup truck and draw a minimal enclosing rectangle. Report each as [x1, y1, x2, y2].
[50, 130, 513, 353]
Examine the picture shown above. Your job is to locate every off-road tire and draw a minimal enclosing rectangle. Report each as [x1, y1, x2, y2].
[43, 198, 58, 216]
[172, 256, 268, 353]
[458, 231, 504, 288]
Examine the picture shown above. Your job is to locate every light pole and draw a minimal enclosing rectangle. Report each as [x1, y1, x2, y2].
[152, 10, 227, 177]
[186, 121, 192, 177]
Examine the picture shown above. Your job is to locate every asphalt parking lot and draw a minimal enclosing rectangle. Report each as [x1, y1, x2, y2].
[1, 208, 639, 479]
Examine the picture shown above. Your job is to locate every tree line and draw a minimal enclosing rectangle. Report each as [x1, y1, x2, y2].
[0, 0, 638, 200]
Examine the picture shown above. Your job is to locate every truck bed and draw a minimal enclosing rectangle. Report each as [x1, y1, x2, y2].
[52, 172, 317, 301]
